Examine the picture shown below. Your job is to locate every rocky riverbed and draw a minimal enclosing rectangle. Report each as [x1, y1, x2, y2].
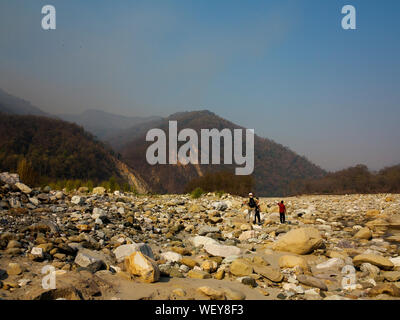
[1, 172, 400, 300]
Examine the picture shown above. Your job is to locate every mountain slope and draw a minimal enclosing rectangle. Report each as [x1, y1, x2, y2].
[0, 88, 48, 116]
[58, 109, 161, 140]
[0, 113, 149, 192]
[116, 110, 325, 196]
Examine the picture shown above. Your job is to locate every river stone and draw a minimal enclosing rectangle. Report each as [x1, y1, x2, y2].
[239, 230, 257, 241]
[187, 270, 211, 279]
[297, 274, 328, 291]
[382, 271, 400, 282]
[190, 236, 219, 247]
[125, 252, 160, 283]
[223, 288, 246, 300]
[203, 243, 241, 258]
[92, 187, 106, 195]
[389, 257, 400, 267]
[197, 286, 225, 300]
[71, 196, 84, 205]
[253, 265, 283, 282]
[315, 258, 345, 271]
[74, 248, 110, 268]
[15, 182, 32, 194]
[353, 254, 394, 270]
[198, 226, 220, 236]
[180, 257, 198, 269]
[278, 255, 308, 270]
[160, 251, 182, 263]
[7, 263, 23, 276]
[354, 227, 372, 240]
[113, 243, 154, 263]
[272, 227, 323, 255]
[368, 283, 400, 297]
[230, 259, 253, 276]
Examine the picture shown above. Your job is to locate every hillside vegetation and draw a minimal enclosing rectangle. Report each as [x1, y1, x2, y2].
[0, 113, 125, 186]
[293, 164, 400, 195]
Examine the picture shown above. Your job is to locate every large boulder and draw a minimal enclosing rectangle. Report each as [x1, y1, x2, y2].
[203, 243, 241, 258]
[125, 252, 160, 283]
[353, 254, 394, 270]
[113, 243, 154, 263]
[272, 227, 323, 255]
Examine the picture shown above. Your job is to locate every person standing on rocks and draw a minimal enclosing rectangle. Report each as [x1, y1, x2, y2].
[278, 200, 286, 224]
[244, 193, 260, 224]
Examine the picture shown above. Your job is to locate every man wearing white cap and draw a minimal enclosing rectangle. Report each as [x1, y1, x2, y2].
[243, 192, 260, 224]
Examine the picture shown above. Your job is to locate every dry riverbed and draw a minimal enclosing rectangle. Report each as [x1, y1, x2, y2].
[1, 172, 400, 300]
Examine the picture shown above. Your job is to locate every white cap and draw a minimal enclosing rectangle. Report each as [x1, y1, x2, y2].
[249, 193, 253, 196]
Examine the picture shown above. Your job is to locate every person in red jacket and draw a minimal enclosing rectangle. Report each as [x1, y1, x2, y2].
[278, 200, 286, 224]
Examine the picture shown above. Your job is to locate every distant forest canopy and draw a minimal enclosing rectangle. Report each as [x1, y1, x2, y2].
[0, 113, 126, 187]
[291, 164, 400, 195]
[185, 164, 400, 197]
[184, 170, 254, 197]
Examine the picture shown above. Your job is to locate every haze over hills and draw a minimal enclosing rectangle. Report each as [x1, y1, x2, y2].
[58, 109, 161, 140]
[0, 88, 48, 117]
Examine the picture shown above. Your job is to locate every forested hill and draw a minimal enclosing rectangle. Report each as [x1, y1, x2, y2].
[0, 113, 125, 185]
[118, 110, 326, 196]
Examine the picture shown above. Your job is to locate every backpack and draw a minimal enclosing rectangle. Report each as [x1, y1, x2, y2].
[248, 197, 256, 208]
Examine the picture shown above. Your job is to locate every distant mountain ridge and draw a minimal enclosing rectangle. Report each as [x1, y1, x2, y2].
[0, 89, 326, 196]
[58, 109, 161, 140]
[0, 88, 48, 116]
[116, 110, 326, 196]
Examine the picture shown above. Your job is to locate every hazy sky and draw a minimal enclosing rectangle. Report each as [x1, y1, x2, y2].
[0, 0, 399, 171]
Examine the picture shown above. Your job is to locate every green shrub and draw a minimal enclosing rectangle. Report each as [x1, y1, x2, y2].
[86, 180, 94, 192]
[191, 187, 204, 199]
[216, 190, 225, 198]
[65, 180, 75, 192]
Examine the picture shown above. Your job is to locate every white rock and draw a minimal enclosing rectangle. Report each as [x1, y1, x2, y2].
[15, 182, 32, 194]
[161, 251, 182, 263]
[239, 230, 257, 241]
[389, 257, 400, 267]
[29, 197, 39, 206]
[71, 196, 84, 205]
[113, 243, 154, 263]
[31, 247, 43, 257]
[190, 236, 219, 247]
[92, 208, 106, 219]
[212, 201, 228, 211]
[203, 243, 241, 258]
[316, 258, 345, 270]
